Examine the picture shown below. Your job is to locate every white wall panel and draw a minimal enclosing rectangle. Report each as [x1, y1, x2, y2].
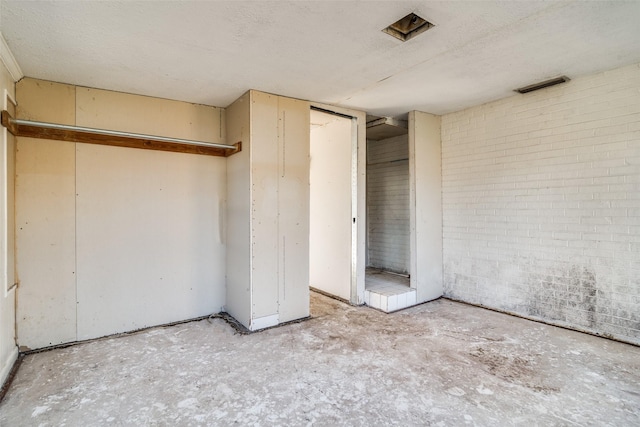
[250, 92, 280, 320]
[277, 96, 310, 323]
[409, 111, 443, 303]
[226, 90, 310, 330]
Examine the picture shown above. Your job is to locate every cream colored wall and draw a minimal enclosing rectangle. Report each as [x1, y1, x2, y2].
[15, 78, 227, 349]
[75, 87, 225, 141]
[309, 111, 353, 301]
[224, 92, 251, 327]
[75, 144, 226, 340]
[15, 80, 77, 349]
[0, 55, 18, 386]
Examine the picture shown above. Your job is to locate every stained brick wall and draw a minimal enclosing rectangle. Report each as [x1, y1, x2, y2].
[441, 63, 640, 344]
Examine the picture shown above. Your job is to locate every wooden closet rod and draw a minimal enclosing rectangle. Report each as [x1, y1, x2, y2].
[1, 110, 241, 157]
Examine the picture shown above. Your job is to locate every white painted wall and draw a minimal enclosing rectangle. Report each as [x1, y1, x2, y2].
[15, 79, 227, 349]
[310, 111, 353, 301]
[367, 135, 410, 274]
[226, 90, 310, 331]
[441, 63, 640, 345]
[409, 111, 443, 303]
[0, 44, 18, 385]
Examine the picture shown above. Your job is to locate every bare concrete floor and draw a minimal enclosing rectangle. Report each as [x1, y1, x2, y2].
[1, 292, 639, 426]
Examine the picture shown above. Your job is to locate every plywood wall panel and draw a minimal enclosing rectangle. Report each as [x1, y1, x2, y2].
[16, 79, 75, 124]
[227, 91, 311, 329]
[14, 78, 228, 348]
[76, 87, 224, 144]
[15, 137, 77, 349]
[224, 92, 252, 327]
[16, 77, 77, 350]
[75, 144, 225, 340]
[276, 96, 309, 323]
[250, 91, 280, 321]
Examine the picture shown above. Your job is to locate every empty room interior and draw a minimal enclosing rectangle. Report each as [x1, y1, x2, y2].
[0, 1, 639, 425]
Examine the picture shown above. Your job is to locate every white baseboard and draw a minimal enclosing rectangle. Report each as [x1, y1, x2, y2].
[250, 313, 279, 331]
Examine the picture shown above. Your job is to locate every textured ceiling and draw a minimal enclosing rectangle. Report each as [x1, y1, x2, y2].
[2, 1, 640, 116]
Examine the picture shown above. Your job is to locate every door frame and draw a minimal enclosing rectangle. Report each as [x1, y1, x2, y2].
[309, 103, 366, 305]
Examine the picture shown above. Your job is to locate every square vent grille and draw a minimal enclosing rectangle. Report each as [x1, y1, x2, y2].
[383, 13, 434, 42]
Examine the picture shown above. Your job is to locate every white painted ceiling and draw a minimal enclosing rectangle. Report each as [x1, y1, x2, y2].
[1, 1, 640, 116]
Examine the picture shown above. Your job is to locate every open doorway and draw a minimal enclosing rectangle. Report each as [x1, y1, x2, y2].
[308, 109, 354, 302]
[364, 116, 416, 312]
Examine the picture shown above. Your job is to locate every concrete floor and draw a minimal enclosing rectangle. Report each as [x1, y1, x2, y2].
[1, 292, 639, 426]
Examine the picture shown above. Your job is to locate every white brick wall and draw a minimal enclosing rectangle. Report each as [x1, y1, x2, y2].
[441, 63, 640, 345]
[367, 135, 410, 274]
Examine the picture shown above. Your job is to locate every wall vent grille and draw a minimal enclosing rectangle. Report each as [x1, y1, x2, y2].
[515, 76, 570, 94]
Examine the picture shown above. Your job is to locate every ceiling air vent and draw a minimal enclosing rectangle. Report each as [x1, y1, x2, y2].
[383, 13, 434, 42]
[515, 76, 570, 94]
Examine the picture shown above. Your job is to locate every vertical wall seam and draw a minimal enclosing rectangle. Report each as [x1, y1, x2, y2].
[276, 98, 281, 312]
[281, 110, 286, 178]
[74, 88, 78, 341]
[439, 118, 445, 298]
[278, 105, 287, 302]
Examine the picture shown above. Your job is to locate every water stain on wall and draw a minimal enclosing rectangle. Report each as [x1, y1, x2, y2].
[529, 265, 598, 329]
[443, 256, 640, 344]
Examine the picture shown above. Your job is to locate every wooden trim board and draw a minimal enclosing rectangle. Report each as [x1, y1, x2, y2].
[1, 110, 241, 157]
